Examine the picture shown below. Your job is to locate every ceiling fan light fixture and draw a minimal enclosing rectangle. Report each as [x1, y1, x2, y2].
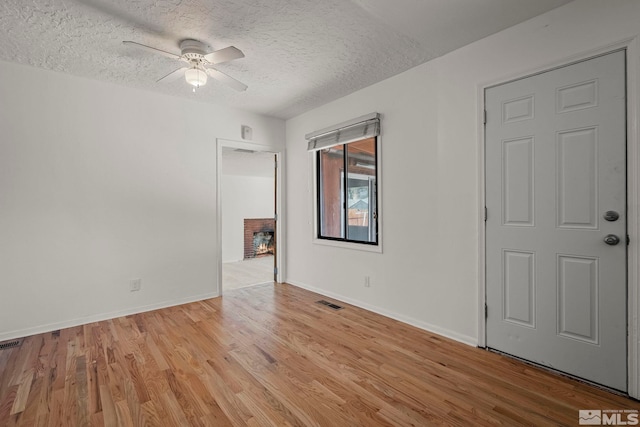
[185, 67, 207, 88]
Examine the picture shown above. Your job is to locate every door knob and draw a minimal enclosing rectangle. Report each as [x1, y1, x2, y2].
[604, 234, 620, 246]
[603, 211, 620, 222]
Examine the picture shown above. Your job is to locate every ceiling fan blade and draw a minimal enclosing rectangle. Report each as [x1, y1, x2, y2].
[204, 46, 245, 64]
[205, 68, 248, 91]
[123, 41, 181, 60]
[157, 67, 188, 83]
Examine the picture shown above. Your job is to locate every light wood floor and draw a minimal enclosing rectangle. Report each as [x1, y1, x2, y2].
[1, 283, 638, 426]
[222, 256, 274, 291]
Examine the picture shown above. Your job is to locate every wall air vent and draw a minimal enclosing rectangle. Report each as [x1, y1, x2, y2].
[316, 300, 343, 310]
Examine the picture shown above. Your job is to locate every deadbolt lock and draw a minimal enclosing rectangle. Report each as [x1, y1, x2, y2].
[603, 211, 620, 222]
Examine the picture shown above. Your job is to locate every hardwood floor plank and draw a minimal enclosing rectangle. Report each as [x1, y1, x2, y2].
[9, 368, 33, 415]
[18, 368, 43, 426]
[45, 389, 64, 427]
[87, 348, 102, 417]
[235, 391, 293, 427]
[89, 411, 105, 427]
[230, 346, 339, 426]
[164, 369, 207, 424]
[206, 356, 302, 426]
[1, 282, 639, 426]
[200, 366, 254, 426]
[142, 334, 169, 372]
[113, 399, 134, 427]
[99, 384, 117, 427]
[123, 353, 150, 404]
[0, 385, 18, 422]
[159, 391, 192, 426]
[139, 399, 164, 426]
[122, 375, 147, 427]
[185, 374, 233, 426]
[74, 356, 89, 425]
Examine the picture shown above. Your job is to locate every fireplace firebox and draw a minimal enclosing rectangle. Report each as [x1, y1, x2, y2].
[253, 231, 274, 256]
[244, 218, 275, 259]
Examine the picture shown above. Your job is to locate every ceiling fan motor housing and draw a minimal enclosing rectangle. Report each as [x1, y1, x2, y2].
[180, 39, 208, 61]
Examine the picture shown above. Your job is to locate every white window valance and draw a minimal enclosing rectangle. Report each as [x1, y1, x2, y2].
[306, 113, 380, 152]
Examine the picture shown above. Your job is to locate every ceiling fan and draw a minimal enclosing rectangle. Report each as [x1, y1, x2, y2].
[123, 39, 247, 92]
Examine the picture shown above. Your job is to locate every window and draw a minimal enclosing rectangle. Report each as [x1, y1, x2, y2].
[307, 113, 380, 245]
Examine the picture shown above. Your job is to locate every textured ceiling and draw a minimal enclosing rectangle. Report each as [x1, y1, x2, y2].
[0, 0, 573, 119]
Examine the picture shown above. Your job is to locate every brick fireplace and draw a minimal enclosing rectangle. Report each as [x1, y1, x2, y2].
[244, 218, 275, 259]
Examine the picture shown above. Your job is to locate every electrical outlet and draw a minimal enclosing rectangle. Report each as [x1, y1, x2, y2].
[364, 276, 370, 287]
[130, 278, 141, 292]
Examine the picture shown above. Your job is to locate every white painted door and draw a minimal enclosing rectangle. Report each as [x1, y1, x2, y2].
[485, 50, 627, 391]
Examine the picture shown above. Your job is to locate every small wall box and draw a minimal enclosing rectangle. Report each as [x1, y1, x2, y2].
[241, 125, 253, 140]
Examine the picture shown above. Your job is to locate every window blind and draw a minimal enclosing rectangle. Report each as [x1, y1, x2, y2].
[306, 113, 380, 152]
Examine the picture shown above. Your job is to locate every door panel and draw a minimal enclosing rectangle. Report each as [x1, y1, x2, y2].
[485, 50, 627, 391]
[502, 137, 535, 226]
[503, 250, 535, 328]
[557, 254, 598, 343]
[557, 127, 597, 228]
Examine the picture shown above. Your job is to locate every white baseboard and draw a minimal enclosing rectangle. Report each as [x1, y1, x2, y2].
[287, 280, 478, 347]
[0, 291, 220, 342]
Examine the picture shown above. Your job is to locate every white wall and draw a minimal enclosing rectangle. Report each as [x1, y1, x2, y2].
[285, 0, 640, 346]
[221, 174, 275, 262]
[0, 60, 284, 340]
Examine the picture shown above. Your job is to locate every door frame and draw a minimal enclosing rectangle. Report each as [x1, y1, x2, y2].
[215, 138, 285, 294]
[477, 37, 640, 398]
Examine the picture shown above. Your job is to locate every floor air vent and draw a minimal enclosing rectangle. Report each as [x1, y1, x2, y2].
[316, 300, 343, 310]
[0, 339, 23, 350]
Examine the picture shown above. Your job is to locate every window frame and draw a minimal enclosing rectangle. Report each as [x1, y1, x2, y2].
[311, 135, 383, 253]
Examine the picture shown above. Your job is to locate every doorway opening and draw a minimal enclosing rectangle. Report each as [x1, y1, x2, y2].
[218, 143, 280, 292]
